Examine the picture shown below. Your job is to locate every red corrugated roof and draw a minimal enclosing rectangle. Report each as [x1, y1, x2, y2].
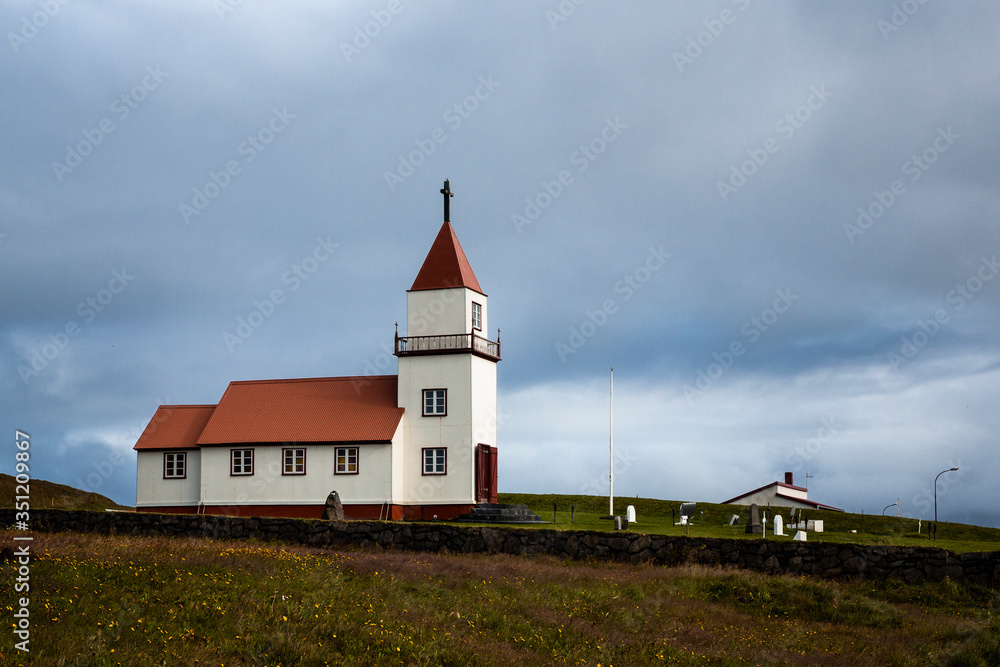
[409, 221, 485, 294]
[196, 375, 404, 445]
[133, 405, 216, 450]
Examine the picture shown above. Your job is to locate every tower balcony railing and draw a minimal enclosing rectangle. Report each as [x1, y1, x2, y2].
[394, 327, 501, 361]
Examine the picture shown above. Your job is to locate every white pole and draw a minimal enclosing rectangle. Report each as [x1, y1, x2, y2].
[609, 366, 614, 517]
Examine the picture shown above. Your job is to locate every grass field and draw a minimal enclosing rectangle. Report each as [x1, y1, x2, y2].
[3, 530, 1000, 666]
[497, 493, 1000, 554]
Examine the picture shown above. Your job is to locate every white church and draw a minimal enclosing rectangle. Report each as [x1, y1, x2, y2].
[133, 181, 500, 520]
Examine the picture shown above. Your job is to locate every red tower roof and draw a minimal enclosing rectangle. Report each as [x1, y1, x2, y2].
[409, 221, 485, 295]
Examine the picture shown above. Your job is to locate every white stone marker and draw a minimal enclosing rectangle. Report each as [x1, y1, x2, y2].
[793, 530, 807, 541]
[774, 515, 784, 536]
[626, 505, 637, 524]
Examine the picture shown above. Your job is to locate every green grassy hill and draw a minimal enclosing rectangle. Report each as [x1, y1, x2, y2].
[498, 492, 1000, 553]
[1, 473, 131, 511]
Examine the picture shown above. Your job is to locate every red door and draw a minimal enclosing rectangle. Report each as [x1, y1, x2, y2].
[476, 444, 498, 503]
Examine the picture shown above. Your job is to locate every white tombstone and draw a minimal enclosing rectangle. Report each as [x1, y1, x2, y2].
[626, 505, 637, 524]
[774, 515, 784, 536]
[811, 519, 823, 533]
[793, 530, 807, 541]
[729, 514, 739, 526]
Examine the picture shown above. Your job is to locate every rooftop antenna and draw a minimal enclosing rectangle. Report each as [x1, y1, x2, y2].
[804, 472, 813, 490]
[440, 179, 453, 222]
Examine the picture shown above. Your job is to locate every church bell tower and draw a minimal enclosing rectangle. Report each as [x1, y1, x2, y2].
[394, 180, 500, 517]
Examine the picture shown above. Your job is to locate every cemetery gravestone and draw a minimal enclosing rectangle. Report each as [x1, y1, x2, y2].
[745, 503, 762, 535]
[774, 514, 784, 536]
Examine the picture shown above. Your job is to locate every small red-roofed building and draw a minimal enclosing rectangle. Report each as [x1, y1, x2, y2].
[722, 472, 843, 512]
[133, 181, 500, 520]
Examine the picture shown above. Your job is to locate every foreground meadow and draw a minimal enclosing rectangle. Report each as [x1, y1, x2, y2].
[3, 530, 1000, 666]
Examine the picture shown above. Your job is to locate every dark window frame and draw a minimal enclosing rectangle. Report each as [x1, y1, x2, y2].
[422, 388, 447, 417]
[335, 446, 359, 475]
[282, 447, 306, 476]
[422, 447, 447, 475]
[230, 448, 254, 476]
[163, 452, 187, 479]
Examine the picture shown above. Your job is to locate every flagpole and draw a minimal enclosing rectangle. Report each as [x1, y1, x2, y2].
[609, 366, 614, 518]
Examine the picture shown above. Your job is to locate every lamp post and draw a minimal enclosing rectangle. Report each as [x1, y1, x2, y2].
[933, 467, 960, 523]
[882, 503, 897, 516]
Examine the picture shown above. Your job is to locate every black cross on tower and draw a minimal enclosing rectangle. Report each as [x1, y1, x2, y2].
[440, 179, 454, 222]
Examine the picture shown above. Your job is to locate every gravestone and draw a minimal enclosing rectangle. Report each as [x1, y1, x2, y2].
[321, 490, 345, 521]
[626, 505, 637, 524]
[774, 514, 784, 536]
[614, 516, 629, 530]
[792, 530, 807, 541]
[680, 503, 696, 523]
[745, 503, 763, 534]
[729, 514, 740, 526]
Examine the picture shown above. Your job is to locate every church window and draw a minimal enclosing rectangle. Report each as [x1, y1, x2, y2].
[231, 449, 254, 476]
[163, 452, 186, 479]
[335, 447, 358, 474]
[283, 448, 306, 475]
[423, 388, 447, 416]
[423, 448, 447, 475]
[472, 302, 482, 330]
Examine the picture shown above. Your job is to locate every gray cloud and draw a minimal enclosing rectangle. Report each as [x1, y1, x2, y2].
[2, 1, 998, 526]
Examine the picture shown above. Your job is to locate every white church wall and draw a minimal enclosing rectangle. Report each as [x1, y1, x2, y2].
[136, 449, 201, 507]
[198, 443, 392, 507]
[406, 288, 471, 336]
[398, 353, 476, 505]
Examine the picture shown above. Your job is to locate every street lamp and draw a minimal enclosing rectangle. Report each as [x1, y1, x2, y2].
[882, 503, 897, 516]
[934, 467, 960, 523]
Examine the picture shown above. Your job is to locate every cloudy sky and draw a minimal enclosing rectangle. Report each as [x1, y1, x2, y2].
[3, 1, 998, 527]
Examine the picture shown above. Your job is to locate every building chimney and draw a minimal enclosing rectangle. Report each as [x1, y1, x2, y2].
[784, 472, 793, 485]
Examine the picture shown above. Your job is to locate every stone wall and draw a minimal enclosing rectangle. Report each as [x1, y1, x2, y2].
[5, 509, 999, 587]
